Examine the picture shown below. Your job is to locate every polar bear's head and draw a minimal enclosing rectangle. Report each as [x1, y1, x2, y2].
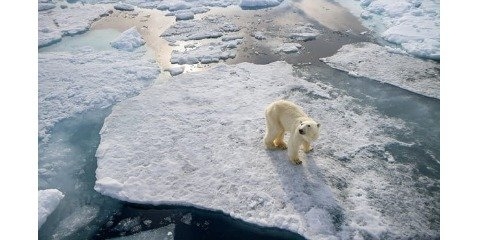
[297, 120, 320, 142]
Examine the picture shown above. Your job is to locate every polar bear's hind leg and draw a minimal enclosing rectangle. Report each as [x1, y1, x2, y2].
[273, 129, 287, 149]
[264, 117, 279, 149]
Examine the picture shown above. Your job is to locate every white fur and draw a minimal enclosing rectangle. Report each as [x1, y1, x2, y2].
[263, 100, 321, 164]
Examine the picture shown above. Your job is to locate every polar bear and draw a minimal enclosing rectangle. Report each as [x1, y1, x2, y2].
[263, 100, 320, 164]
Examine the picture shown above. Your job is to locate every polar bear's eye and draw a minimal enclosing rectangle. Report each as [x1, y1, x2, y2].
[307, 125, 310, 127]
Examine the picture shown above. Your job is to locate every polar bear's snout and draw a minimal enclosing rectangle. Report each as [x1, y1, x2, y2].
[298, 122, 320, 137]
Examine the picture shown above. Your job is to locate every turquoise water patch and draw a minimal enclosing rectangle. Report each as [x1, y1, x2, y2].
[39, 29, 122, 52]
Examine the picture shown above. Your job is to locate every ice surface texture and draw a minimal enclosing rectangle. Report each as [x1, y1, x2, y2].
[38, 47, 159, 141]
[95, 61, 408, 239]
[38, 189, 64, 229]
[321, 42, 439, 99]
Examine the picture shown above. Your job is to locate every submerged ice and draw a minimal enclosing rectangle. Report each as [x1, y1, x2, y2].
[38, 189, 64, 229]
[38, 47, 159, 141]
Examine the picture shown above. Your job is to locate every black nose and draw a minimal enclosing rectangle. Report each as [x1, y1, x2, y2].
[299, 129, 305, 135]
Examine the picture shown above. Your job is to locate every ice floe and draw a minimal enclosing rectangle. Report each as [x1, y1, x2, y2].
[38, 189, 64, 229]
[240, 0, 284, 9]
[95, 61, 410, 239]
[275, 43, 302, 53]
[38, 47, 159, 141]
[252, 31, 267, 40]
[114, 2, 135, 11]
[288, 25, 320, 41]
[166, 66, 185, 76]
[171, 41, 238, 64]
[321, 42, 439, 99]
[162, 15, 242, 65]
[38, 2, 111, 47]
[174, 10, 195, 21]
[39, 1, 56, 11]
[161, 15, 240, 42]
[110, 27, 145, 52]
[333, 0, 440, 59]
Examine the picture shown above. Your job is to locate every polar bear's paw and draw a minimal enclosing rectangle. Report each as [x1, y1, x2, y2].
[291, 158, 302, 165]
[274, 140, 288, 149]
[264, 141, 277, 149]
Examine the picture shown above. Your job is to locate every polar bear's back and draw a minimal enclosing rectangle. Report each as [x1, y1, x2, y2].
[265, 100, 308, 131]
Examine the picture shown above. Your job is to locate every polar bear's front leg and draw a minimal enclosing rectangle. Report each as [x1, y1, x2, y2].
[288, 138, 302, 164]
[302, 141, 313, 153]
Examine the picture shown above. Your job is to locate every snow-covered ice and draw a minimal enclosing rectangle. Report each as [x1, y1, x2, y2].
[95, 61, 414, 239]
[333, 0, 440, 59]
[38, 47, 159, 141]
[288, 25, 320, 41]
[168, 2, 192, 11]
[38, 2, 111, 47]
[39, 2, 56, 11]
[240, 0, 284, 9]
[38, 189, 64, 229]
[114, 2, 135, 11]
[275, 43, 302, 53]
[253, 31, 267, 40]
[110, 27, 145, 52]
[321, 42, 439, 99]
[170, 42, 238, 64]
[174, 10, 195, 21]
[161, 16, 240, 42]
[166, 66, 185, 76]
